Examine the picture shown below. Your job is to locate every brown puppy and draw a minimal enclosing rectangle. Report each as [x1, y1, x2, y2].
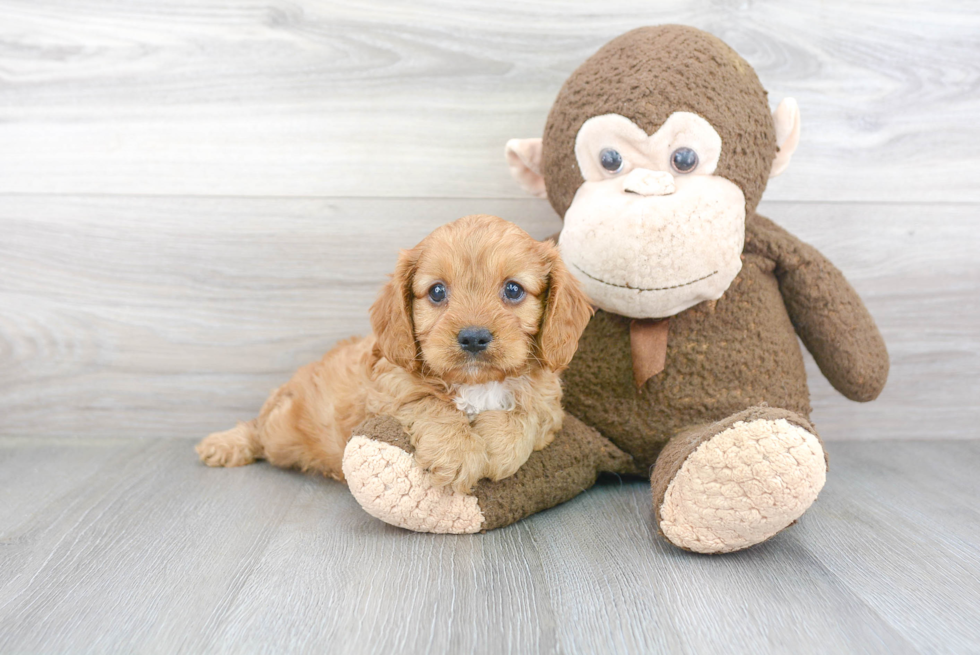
[196, 214, 593, 493]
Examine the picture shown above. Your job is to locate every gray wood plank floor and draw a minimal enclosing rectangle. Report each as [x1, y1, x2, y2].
[1, 437, 977, 654]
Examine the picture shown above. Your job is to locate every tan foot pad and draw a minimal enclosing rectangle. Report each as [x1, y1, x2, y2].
[342, 435, 485, 534]
[659, 418, 826, 554]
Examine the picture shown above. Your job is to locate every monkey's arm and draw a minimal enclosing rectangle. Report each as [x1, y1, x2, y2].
[745, 214, 889, 402]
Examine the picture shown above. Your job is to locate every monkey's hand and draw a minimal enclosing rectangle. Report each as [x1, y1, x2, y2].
[747, 214, 889, 402]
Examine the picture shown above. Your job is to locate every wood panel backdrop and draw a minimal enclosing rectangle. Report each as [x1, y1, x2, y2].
[1, 0, 978, 440]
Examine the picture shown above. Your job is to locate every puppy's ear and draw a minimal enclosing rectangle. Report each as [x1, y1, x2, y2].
[370, 247, 421, 370]
[536, 242, 593, 371]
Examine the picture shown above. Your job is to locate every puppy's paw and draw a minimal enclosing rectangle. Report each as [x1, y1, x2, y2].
[196, 424, 258, 468]
[414, 437, 488, 495]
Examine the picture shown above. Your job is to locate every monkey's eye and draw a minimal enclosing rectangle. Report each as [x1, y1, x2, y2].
[428, 283, 447, 304]
[599, 148, 624, 174]
[503, 281, 525, 302]
[671, 147, 699, 174]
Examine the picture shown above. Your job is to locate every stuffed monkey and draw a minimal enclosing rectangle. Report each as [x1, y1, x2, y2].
[341, 25, 888, 553]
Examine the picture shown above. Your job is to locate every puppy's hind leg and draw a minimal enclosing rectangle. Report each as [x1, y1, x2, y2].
[197, 419, 263, 468]
[197, 382, 302, 469]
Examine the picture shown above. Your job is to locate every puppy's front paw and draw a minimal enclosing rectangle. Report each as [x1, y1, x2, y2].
[414, 436, 489, 495]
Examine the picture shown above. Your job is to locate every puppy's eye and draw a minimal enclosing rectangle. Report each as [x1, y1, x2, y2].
[503, 281, 525, 302]
[428, 283, 447, 304]
[671, 147, 699, 173]
[599, 148, 624, 174]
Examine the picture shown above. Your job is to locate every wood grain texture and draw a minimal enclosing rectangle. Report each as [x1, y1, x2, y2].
[0, 0, 977, 201]
[1, 196, 977, 441]
[1, 437, 977, 654]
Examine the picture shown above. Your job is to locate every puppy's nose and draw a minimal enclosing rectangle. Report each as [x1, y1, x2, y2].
[457, 327, 493, 354]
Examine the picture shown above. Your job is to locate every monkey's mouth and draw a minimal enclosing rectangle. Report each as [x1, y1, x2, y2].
[571, 263, 718, 292]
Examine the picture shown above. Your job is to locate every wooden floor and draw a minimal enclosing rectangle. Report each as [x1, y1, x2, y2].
[0, 437, 977, 654]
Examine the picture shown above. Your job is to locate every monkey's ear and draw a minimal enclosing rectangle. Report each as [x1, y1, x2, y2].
[505, 138, 548, 199]
[770, 98, 801, 178]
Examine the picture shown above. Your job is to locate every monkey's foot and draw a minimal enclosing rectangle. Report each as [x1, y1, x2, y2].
[651, 407, 827, 554]
[342, 417, 485, 534]
[343, 414, 635, 534]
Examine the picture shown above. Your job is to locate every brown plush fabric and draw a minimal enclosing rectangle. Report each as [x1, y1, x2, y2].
[474, 413, 637, 531]
[745, 215, 890, 401]
[648, 406, 825, 531]
[561, 233, 814, 472]
[541, 25, 776, 218]
[353, 412, 635, 531]
[352, 414, 415, 453]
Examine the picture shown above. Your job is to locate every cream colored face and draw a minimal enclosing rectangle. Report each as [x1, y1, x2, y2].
[559, 112, 746, 319]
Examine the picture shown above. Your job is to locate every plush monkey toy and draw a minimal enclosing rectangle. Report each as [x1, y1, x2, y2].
[341, 25, 888, 553]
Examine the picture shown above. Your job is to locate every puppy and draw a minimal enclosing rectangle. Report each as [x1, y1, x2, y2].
[196, 214, 593, 493]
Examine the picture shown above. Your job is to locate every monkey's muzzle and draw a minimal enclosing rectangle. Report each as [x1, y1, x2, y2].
[623, 169, 675, 196]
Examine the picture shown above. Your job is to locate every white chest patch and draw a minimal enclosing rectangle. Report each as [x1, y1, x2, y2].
[453, 379, 520, 419]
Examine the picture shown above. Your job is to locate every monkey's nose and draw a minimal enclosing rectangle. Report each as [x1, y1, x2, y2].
[623, 168, 675, 196]
[457, 327, 493, 354]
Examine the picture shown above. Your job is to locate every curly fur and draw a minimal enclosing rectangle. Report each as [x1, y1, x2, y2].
[196, 214, 593, 494]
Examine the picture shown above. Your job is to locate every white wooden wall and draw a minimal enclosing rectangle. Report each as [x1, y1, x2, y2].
[1, 0, 978, 440]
